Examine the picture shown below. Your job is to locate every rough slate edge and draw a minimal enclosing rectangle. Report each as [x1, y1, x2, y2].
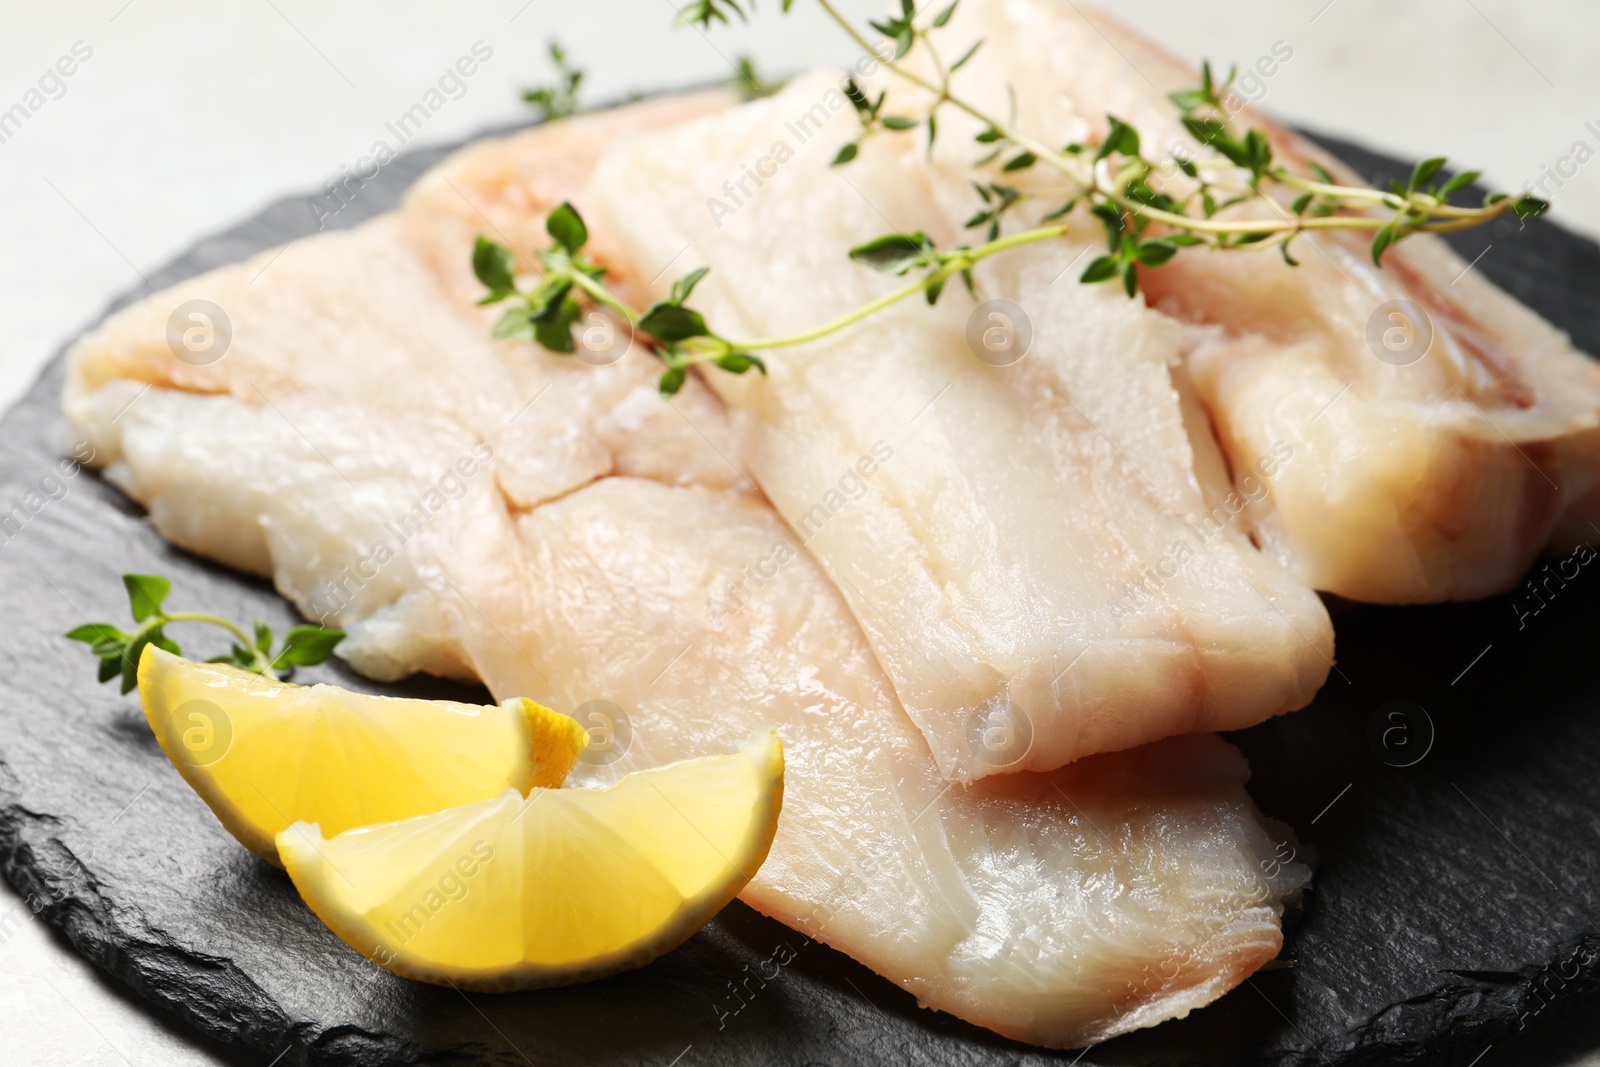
[0, 99, 1596, 1066]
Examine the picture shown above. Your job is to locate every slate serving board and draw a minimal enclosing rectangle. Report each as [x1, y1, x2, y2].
[2, 116, 1599, 1067]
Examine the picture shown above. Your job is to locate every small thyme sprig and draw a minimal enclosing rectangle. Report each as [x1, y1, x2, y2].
[523, 41, 583, 121]
[732, 56, 785, 101]
[475, 203, 1069, 395]
[67, 575, 344, 693]
[487, 1, 1549, 393]
[831, 0, 972, 166]
[475, 204, 764, 395]
[675, 0, 793, 28]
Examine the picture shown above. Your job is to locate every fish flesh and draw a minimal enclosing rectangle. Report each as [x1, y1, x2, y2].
[425, 469, 1311, 1047]
[64, 211, 744, 684]
[63, 101, 1311, 1046]
[400, 88, 734, 314]
[912, 0, 1600, 603]
[590, 70, 1335, 780]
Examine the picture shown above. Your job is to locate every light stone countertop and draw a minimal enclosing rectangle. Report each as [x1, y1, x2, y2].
[1, 1, 1596, 1063]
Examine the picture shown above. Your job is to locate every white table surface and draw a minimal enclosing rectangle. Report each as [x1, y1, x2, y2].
[2, 1, 1597, 1063]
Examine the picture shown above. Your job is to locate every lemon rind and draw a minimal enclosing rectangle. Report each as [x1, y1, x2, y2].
[136, 646, 587, 868]
[510, 697, 591, 791]
[138, 647, 289, 863]
[278, 730, 785, 991]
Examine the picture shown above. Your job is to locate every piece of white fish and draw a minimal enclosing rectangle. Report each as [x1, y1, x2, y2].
[922, 0, 1600, 603]
[64, 209, 743, 684]
[62, 102, 1311, 1047]
[590, 69, 1335, 782]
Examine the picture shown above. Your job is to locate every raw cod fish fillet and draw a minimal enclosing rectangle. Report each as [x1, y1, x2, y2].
[61, 103, 1312, 1047]
[927, 0, 1600, 603]
[590, 70, 1335, 782]
[399, 88, 735, 314]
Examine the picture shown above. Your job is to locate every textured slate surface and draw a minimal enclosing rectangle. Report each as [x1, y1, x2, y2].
[1, 122, 1599, 1066]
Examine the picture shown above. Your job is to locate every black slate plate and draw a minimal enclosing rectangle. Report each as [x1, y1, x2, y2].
[3, 120, 1600, 1067]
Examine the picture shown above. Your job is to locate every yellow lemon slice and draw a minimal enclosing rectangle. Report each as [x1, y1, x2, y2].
[277, 730, 784, 989]
[137, 645, 588, 865]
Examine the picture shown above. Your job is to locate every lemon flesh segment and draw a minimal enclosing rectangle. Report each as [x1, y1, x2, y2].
[137, 646, 588, 865]
[277, 730, 785, 990]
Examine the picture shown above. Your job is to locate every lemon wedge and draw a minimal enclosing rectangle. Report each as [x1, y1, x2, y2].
[137, 646, 588, 865]
[277, 730, 784, 989]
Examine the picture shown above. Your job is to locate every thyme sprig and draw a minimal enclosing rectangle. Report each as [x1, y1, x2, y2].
[732, 56, 785, 100]
[523, 41, 583, 121]
[67, 575, 344, 693]
[475, 202, 1069, 395]
[829, 0, 977, 166]
[677, 0, 793, 28]
[475, 204, 762, 395]
[798, 0, 1546, 289]
[489, 10, 1548, 392]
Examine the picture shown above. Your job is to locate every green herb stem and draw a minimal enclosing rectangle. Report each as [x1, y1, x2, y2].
[68, 574, 345, 692]
[813, 0, 1076, 170]
[569, 271, 639, 324]
[717, 275, 930, 353]
[636, 222, 1076, 364]
[161, 612, 274, 673]
[813, 0, 1063, 161]
[1100, 190, 1515, 237]
[1270, 169, 1507, 219]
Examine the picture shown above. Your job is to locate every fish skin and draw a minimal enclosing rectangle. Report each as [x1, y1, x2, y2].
[927, 0, 1600, 603]
[61, 98, 1312, 1047]
[588, 70, 1335, 781]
